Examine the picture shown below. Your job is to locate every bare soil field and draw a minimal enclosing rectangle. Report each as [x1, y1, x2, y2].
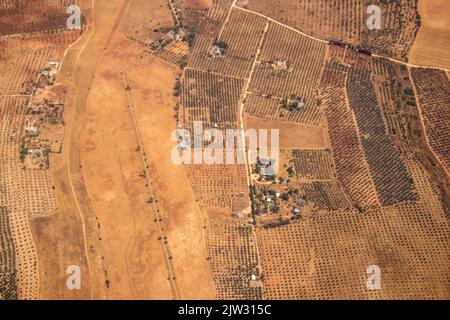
[126, 55, 215, 299]
[244, 115, 330, 150]
[71, 0, 214, 299]
[30, 0, 129, 300]
[185, 0, 213, 10]
[30, 164, 92, 300]
[120, 0, 173, 44]
[410, 0, 450, 69]
[79, 34, 175, 299]
[34, 0, 202, 300]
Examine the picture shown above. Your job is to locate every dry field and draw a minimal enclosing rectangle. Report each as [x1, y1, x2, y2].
[409, 0, 450, 69]
[244, 115, 329, 150]
[120, 0, 173, 45]
[124, 54, 216, 299]
[185, 0, 213, 10]
[1, 0, 449, 300]
[47, 0, 214, 299]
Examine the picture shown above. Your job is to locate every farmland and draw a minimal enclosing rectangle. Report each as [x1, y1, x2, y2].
[0, 0, 449, 300]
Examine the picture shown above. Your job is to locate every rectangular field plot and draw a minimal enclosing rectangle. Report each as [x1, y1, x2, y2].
[0, 45, 56, 95]
[360, 0, 420, 60]
[244, 114, 330, 150]
[292, 149, 336, 181]
[0, 0, 14, 10]
[0, 96, 29, 122]
[0, 99, 40, 299]
[319, 59, 380, 213]
[188, 8, 267, 78]
[244, 93, 281, 120]
[152, 41, 190, 66]
[248, 22, 326, 123]
[189, 10, 267, 78]
[346, 69, 417, 206]
[300, 181, 351, 211]
[181, 68, 245, 129]
[206, 208, 262, 300]
[185, 163, 249, 214]
[243, 92, 323, 125]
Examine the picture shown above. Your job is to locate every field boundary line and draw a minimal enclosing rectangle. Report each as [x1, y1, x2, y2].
[184, 66, 247, 81]
[373, 54, 450, 73]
